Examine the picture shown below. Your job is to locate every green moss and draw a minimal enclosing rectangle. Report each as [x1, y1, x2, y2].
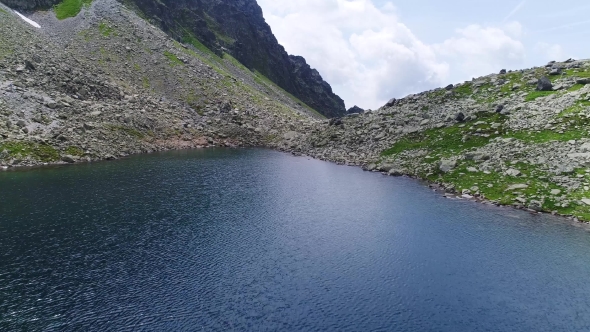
[65, 146, 84, 156]
[54, 0, 92, 20]
[454, 83, 473, 98]
[98, 22, 115, 37]
[0, 142, 59, 162]
[163, 51, 183, 66]
[525, 90, 556, 101]
[0, 8, 8, 14]
[568, 84, 585, 92]
[142, 76, 150, 89]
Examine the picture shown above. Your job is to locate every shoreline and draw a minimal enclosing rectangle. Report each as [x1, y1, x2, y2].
[3, 143, 590, 225]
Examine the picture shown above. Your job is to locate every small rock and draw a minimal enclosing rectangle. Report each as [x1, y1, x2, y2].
[505, 168, 522, 177]
[454, 112, 465, 122]
[61, 155, 76, 163]
[506, 184, 529, 191]
[550, 189, 562, 195]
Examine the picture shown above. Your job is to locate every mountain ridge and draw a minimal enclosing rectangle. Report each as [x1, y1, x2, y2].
[5, 0, 347, 118]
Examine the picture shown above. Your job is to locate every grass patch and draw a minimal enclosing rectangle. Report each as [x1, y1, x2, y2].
[0, 8, 8, 14]
[98, 22, 115, 37]
[65, 146, 84, 156]
[525, 90, 556, 101]
[382, 112, 506, 157]
[142, 76, 150, 89]
[163, 51, 183, 67]
[54, 0, 92, 20]
[0, 142, 59, 162]
[559, 99, 590, 117]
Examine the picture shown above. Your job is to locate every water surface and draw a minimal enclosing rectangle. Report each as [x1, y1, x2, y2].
[1, 148, 590, 331]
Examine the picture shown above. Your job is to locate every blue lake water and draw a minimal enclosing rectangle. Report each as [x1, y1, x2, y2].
[1, 148, 590, 331]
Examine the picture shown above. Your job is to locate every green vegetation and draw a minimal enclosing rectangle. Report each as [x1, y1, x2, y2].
[54, 0, 92, 20]
[98, 22, 115, 37]
[525, 90, 556, 101]
[142, 76, 150, 89]
[559, 99, 590, 117]
[0, 8, 8, 14]
[382, 112, 506, 157]
[163, 51, 183, 66]
[65, 146, 84, 156]
[108, 125, 145, 138]
[0, 142, 59, 162]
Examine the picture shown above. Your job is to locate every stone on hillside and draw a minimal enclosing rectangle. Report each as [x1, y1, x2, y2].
[16, 120, 26, 128]
[495, 104, 504, 113]
[467, 167, 479, 172]
[537, 77, 553, 91]
[283, 131, 299, 140]
[505, 168, 522, 177]
[329, 118, 342, 126]
[445, 84, 454, 91]
[499, 69, 507, 75]
[579, 142, 590, 152]
[347, 105, 364, 114]
[454, 112, 465, 122]
[506, 184, 529, 191]
[550, 189, 562, 195]
[439, 159, 457, 173]
[385, 98, 396, 107]
[61, 155, 76, 163]
[379, 164, 394, 172]
[388, 168, 403, 176]
[576, 78, 590, 85]
[464, 152, 490, 161]
[529, 200, 543, 211]
[549, 68, 562, 75]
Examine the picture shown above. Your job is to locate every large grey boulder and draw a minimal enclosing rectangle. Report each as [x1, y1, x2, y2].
[439, 159, 457, 173]
[537, 77, 553, 91]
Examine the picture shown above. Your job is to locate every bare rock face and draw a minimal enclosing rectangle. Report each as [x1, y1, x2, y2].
[123, 0, 347, 118]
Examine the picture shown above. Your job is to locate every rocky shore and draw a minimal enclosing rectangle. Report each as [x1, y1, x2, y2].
[280, 59, 590, 222]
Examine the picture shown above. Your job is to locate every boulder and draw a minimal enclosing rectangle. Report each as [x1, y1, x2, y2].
[537, 77, 553, 91]
[549, 68, 562, 75]
[454, 112, 465, 122]
[445, 84, 454, 91]
[388, 168, 404, 176]
[576, 78, 590, 85]
[61, 155, 76, 163]
[385, 98, 396, 107]
[506, 184, 529, 191]
[499, 69, 507, 75]
[505, 168, 522, 177]
[439, 159, 457, 173]
[347, 105, 364, 114]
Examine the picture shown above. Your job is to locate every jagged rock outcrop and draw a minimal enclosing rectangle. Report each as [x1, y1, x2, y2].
[347, 105, 364, 114]
[5, 0, 346, 118]
[125, 0, 346, 118]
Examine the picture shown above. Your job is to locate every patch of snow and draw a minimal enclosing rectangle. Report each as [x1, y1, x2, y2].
[14, 11, 41, 28]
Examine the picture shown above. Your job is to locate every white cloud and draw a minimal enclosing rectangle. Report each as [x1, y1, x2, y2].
[534, 42, 565, 62]
[258, 0, 529, 109]
[434, 24, 526, 80]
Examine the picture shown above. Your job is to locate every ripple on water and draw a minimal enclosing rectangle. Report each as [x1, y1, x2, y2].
[1, 149, 590, 331]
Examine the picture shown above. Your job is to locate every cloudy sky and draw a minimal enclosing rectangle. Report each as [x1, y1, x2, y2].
[256, 0, 589, 110]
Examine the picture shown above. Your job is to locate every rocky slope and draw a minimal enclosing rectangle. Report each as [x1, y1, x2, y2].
[279, 59, 590, 222]
[0, 0, 319, 167]
[6, 0, 347, 118]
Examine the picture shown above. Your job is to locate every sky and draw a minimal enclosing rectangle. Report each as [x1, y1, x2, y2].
[256, 0, 590, 110]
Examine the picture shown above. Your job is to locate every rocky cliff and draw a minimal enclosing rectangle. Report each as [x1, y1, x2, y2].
[7, 0, 346, 118]
[128, 0, 346, 118]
